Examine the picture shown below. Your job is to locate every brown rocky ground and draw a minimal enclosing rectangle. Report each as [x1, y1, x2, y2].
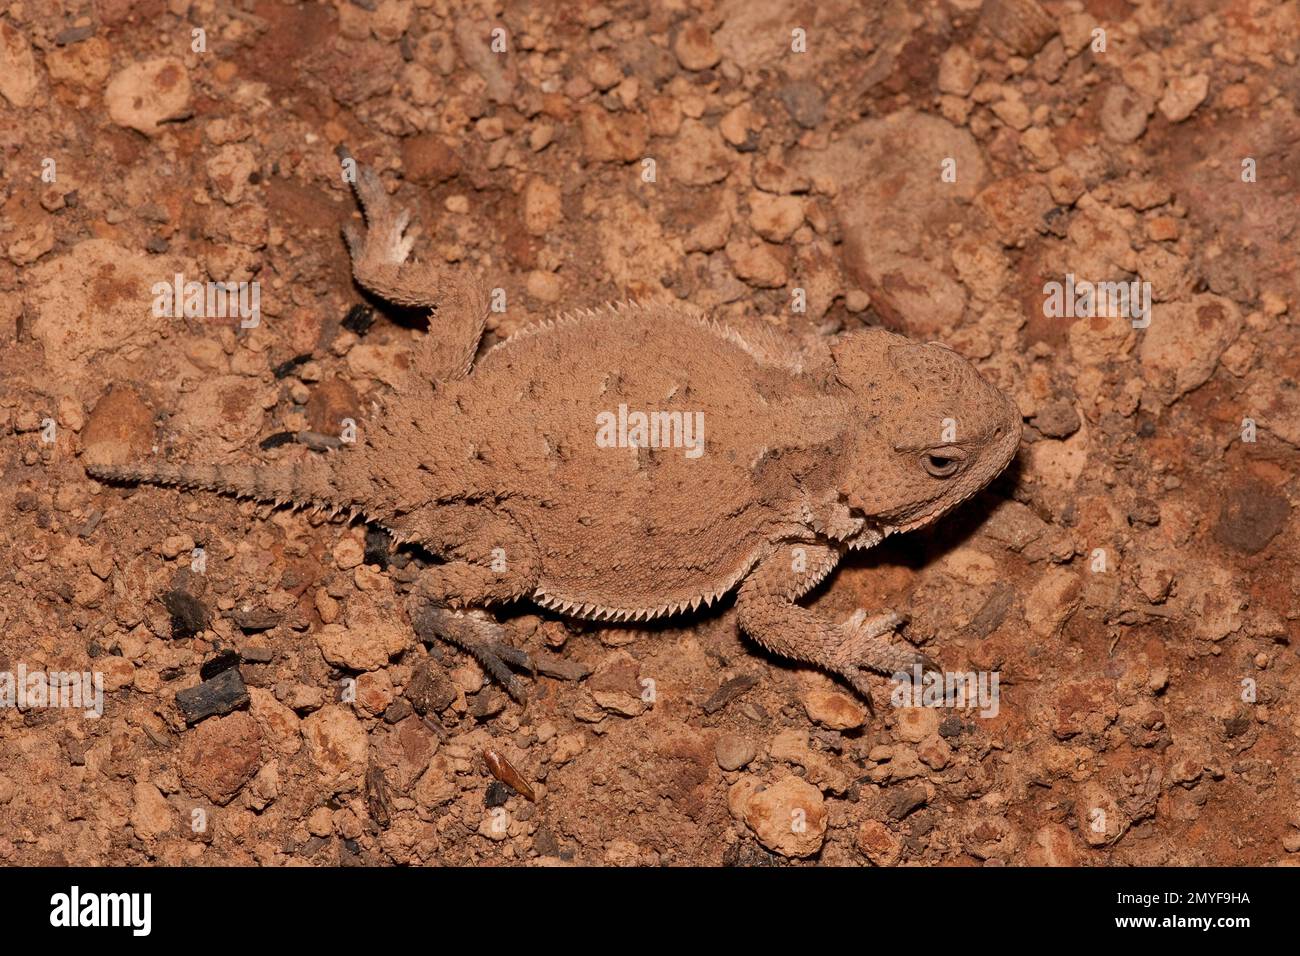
[1, 0, 1298, 866]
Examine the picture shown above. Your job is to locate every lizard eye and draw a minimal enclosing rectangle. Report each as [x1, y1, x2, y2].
[921, 447, 965, 478]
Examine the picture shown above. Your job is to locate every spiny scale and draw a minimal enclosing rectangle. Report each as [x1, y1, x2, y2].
[530, 557, 756, 623]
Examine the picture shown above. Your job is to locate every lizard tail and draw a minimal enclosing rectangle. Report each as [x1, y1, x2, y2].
[85, 458, 354, 515]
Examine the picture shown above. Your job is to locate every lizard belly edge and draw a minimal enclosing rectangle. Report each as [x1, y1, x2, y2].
[530, 551, 762, 623]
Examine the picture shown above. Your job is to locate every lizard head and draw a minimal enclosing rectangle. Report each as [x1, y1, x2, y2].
[829, 329, 1021, 539]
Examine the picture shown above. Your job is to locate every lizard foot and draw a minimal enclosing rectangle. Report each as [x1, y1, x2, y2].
[343, 165, 416, 267]
[411, 604, 533, 704]
[832, 609, 938, 708]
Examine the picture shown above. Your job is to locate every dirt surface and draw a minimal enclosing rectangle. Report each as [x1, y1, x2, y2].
[1, 0, 1299, 866]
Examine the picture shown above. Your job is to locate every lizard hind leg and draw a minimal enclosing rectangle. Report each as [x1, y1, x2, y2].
[406, 522, 541, 703]
[343, 160, 488, 384]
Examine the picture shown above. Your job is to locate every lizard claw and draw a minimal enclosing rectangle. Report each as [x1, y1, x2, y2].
[845, 673, 877, 715]
[843, 608, 907, 639]
[832, 608, 935, 708]
[410, 605, 534, 704]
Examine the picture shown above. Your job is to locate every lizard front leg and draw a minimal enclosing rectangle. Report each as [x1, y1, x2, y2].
[406, 515, 541, 703]
[343, 160, 489, 385]
[735, 542, 933, 706]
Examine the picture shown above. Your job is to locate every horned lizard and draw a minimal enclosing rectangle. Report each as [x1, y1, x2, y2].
[86, 163, 1021, 707]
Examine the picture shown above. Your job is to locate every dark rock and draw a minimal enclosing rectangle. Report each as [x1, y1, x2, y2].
[722, 841, 783, 867]
[230, 607, 282, 632]
[366, 766, 393, 827]
[1222, 713, 1251, 739]
[382, 699, 412, 724]
[967, 585, 1014, 639]
[161, 588, 209, 639]
[259, 431, 297, 450]
[297, 431, 342, 452]
[406, 659, 457, 715]
[1127, 498, 1161, 528]
[938, 715, 965, 739]
[777, 80, 825, 129]
[272, 353, 311, 379]
[702, 673, 760, 714]
[471, 691, 507, 721]
[176, 668, 249, 724]
[887, 785, 929, 820]
[342, 304, 375, 336]
[1031, 400, 1080, 439]
[54, 24, 96, 45]
[364, 527, 391, 569]
[1215, 482, 1289, 554]
[484, 781, 511, 808]
[137, 203, 169, 223]
[531, 652, 592, 682]
[77, 510, 103, 538]
[199, 648, 241, 681]
[533, 826, 560, 857]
